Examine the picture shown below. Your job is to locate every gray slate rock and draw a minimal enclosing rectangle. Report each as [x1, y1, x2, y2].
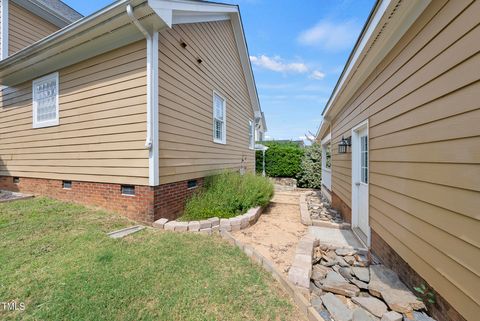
[336, 255, 351, 267]
[403, 311, 436, 321]
[326, 271, 347, 283]
[352, 267, 370, 282]
[321, 292, 353, 321]
[352, 296, 388, 317]
[322, 280, 360, 297]
[321, 257, 337, 267]
[312, 264, 331, 280]
[381, 311, 403, 321]
[352, 308, 375, 321]
[351, 278, 369, 290]
[339, 267, 353, 280]
[311, 295, 323, 313]
[369, 265, 425, 313]
[336, 248, 357, 256]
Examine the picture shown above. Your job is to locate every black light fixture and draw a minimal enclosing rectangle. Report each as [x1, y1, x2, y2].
[338, 136, 351, 154]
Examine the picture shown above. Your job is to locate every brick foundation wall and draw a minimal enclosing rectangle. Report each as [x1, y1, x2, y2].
[0, 176, 204, 223]
[153, 178, 204, 221]
[0, 176, 155, 223]
[371, 229, 466, 321]
[331, 191, 352, 223]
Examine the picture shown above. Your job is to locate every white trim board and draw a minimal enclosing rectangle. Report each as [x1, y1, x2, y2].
[147, 31, 159, 186]
[1, 0, 9, 60]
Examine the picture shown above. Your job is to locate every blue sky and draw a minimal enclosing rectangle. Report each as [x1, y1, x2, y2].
[63, 0, 375, 142]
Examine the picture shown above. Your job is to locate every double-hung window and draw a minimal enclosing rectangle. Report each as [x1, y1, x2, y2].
[248, 120, 254, 149]
[32, 72, 59, 128]
[213, 91, 226, 144]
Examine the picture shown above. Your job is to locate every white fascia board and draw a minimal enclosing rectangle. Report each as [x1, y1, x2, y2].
[321, 132, 331, 145]
[149, 0, 237, 14]
[322, 0, 430, 122]
[322, 0, 392, 119]
[1, 0, 8, 60]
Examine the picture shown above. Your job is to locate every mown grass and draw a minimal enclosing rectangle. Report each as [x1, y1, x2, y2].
[0, 197, 295, 321]
[180, 172, 274, 221]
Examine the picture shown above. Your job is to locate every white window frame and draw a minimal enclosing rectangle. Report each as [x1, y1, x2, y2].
[248, 120, 255, 150]
[212, 90, 226, 144]
[32, 72, 59, 128]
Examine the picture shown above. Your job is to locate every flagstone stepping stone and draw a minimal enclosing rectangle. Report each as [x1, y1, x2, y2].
[336, 255, 351, 267]
[336, 248, 357, 256]
[322, 280, 360, 297]
[344, 255, 356, 265]
[352, 296, 388, 317]
[312, 264, 331, 280]
[352, 267, 370, 282]
[350, 278, 369, 290]
[369, 265, 425, 313]
[339, 267, 353, 280]
[352, 308, 376, 321]
[381, 311, 402, 321]
[321, 293, 353, 321]
[326, 271, 347, 282]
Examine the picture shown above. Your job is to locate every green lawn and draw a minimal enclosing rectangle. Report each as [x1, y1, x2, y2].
[0, 198, 296, 321]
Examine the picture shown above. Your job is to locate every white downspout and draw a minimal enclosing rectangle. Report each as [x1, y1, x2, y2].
[127, 4, 159, 186]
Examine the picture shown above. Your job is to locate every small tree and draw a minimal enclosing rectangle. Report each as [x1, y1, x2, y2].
[296, 143, 322, 189]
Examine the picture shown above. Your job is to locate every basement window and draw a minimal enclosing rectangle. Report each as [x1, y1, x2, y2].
[62, 180, 72, 189]
[121, 185, 135, 196]
[32, 72, 59, 128]
[187, 179, 198, 189]
[13, 177, 20, 184]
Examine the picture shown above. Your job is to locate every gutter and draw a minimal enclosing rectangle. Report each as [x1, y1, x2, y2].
[126, 4, 160, 186]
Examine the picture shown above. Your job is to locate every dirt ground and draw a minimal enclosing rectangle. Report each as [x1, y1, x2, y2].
[232, 187, 308, 276]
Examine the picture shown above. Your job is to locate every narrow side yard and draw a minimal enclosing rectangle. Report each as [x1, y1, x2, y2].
[232, 188, 308, 275]
[0, 198, 297, 321]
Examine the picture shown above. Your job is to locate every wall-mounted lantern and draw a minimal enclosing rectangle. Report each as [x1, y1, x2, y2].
[338, 136, 351, 154]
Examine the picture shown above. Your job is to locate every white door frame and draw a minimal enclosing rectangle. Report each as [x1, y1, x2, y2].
[351, 119, 370, 246]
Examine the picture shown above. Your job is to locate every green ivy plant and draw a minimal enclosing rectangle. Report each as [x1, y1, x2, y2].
[414, 283, 436, 305]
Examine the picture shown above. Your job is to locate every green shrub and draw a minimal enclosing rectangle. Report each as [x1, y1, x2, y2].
[296, 143, 322, 189]
[255, 142, 304, 177]
[180, 171, 274, 221]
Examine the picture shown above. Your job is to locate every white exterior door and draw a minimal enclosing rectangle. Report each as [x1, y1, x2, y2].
[352, 121, 370, 245]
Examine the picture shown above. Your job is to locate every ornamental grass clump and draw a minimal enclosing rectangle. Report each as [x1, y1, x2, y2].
[180, 171, 274, 221]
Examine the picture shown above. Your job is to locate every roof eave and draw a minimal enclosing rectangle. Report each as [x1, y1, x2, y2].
[318, 0, 431, 137]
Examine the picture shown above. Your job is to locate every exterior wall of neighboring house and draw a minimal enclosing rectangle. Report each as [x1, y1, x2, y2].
[158, 20, 256, 185]
[328, 1, 479, 321]
[8, 2, 60, 55]
[0, 41, 149, 186]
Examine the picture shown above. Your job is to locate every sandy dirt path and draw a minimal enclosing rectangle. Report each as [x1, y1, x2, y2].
[232, 188, 308, 276]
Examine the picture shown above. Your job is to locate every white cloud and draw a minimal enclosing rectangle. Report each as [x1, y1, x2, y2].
[250, 55, 308, 73]
[310, 70, 326, 80]
[298, 19, 361, 51]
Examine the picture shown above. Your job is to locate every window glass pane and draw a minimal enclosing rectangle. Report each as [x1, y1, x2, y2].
[34, 74, 58, 125]
[214, 94, 224, 120]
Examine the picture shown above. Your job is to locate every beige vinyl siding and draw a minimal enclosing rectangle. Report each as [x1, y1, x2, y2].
[0, 41, 149, 185]
[8, 2, 59, 55]
[158, 20, 255, 184]
[329, 0, 480, 320]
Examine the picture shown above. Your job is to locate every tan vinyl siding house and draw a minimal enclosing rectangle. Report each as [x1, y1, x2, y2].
[9, 2, 59, 55]
[158, 20, 255, 184]
[0, 41, 149, 185]
[317, 1, 479, 321]
[0, 0, 265, 222]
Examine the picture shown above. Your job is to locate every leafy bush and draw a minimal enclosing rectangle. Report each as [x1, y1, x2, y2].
[180, 171, 274, 221]
[296, 143, 322, 189]
[255, 142, 304, 177]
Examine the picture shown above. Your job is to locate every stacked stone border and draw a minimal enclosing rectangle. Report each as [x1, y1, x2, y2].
[288, 234, 368, 291]
[151, 206, 264, 234]
[299, 192, 350, 229]
[220, 230, 325, 321]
